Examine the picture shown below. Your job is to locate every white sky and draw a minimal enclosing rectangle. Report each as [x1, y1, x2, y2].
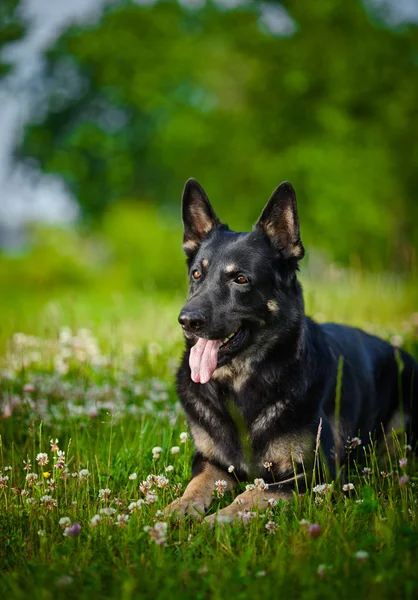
[0, 0, 417, 228]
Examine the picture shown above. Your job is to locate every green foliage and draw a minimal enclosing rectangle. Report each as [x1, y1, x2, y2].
[18, 0, 418, 270]
[0, 0, 26, 78]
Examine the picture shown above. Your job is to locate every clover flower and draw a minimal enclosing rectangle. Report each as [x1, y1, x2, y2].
[399, 458, 407, 469]
[0, 475, 9, 489]
[90, 514, 101, 527]
[26, 473, 38, 487]
[78, 469, 90, 480]
[36, 453, 49, 467]
[59, 517, 72, 529]
[179, 432, 189, 443]
[129, 473, 137, 480]
[115, 514, 129, 527]
[99, 507, 116, 516]
[354, 550, 369, 562]
[152, 447, 163, 459]
[343, 483, 355, 492]
[214, 479, 228, 498]
[148, 521, 168, 546]
[254, 478, 269, 491]
[63, 522, 81, 537]
[265, 521, 277, 534]
[50, 439, 59, 452]
[165, 465, 174, 473]
[98, 488, 112, 501]
[170, 446, 180, 455]
[308, 524, 321, 538]
[399, 475, 409, 486]
[228, 465, 235, 473]
[312, 483, 332, 495]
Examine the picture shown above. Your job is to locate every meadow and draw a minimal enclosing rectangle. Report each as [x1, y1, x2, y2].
[0, 267, 417, 600]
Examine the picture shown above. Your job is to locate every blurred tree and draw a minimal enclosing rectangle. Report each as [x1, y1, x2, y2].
[0, 0, 26, 78]
[18, 0, 418, 270]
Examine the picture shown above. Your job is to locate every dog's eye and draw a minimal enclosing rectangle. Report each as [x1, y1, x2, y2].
[192, 270, 201, 280]
[235, 275, 248, 284]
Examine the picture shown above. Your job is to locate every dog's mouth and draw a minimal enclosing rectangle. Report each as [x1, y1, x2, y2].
[189, 327, 249, 384]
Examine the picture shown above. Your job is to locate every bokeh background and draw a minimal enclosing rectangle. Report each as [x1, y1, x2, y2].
[0, 0, 417, 351]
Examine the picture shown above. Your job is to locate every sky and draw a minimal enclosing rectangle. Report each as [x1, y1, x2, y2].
[0, 0, 417, 231]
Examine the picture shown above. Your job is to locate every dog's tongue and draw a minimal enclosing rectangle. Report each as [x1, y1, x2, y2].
[189, 337, 221, 384]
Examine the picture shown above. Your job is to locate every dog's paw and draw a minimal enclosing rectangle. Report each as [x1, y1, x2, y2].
[164, 496, 206, 519]
[203, 512, 233, 528]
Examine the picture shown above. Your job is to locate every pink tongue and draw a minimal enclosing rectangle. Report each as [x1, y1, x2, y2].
[189, 337, 221, 384]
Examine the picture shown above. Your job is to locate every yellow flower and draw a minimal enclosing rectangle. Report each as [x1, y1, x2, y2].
[43, 471, 51, 478]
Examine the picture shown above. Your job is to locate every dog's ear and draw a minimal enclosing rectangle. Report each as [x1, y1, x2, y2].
[255, 182, 304, 261]
[182, 179, 221, 256]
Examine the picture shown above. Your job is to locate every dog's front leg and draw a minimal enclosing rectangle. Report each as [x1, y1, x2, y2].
[164, 462, 235, 519]
[203, 475, 301, 527]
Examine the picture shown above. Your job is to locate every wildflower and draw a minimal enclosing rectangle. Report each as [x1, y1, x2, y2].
[36, 453, 49, 467]
[148, 521, 168, 546]
[71, 472, 78, 479]
[152, 446, 163, 459]
[165, 465, 174, 473]
[145, 492, 158, 504]
[256, 571, 267, 577]
[354, 550, 369, 562]
[59, 517, 72, 529]
[50, 438, 59, 452]
[299, 519, 310, 529]
[308, 524, 321, 538]
[317, 564, 332, 579]
[56, 576, 73, 587]
[362, 467, 371, 475]
[78, 469, 90, 481]
[234, 498, 245, 505]
[23, 459, 32, 472]
[43, 471, 51, 479]
[128, 500, 144, 512]
[40, 495, 57, 509]
[347, 437, 362, 449]
[405, 444, 412, 452]
[265, 521, 277, 534]
[214, 480, 228, 498]
[115, 514, 129, 527]
[390, 335, 403, 347]
[174, 482, 183, 496]
[312, 483, 332, 495]
[155, 475, 169, 488]
[99, 507, 116, 516]
[179, 432, 189, 443]
[263, 461, 273, 471]
[254, 478, 269, 491]
[63, 522, 81, 537]
[47, 479, 56, 491]
[4, 466, 12, 472]
[245, 484, 256, 491]
[26, 498, 35, 505]
[399, 457, 408, 469]
[0, 475, 9, 488]
[37, 530, 46, 537]
[55, 450, 66, 470]
[228, 465, 235, 473]
[129, 473, 137, 480]
[23, 383, 35, 393]
[267, 498, 278, 507]
[356, 499, 364, 504]
[342, 483, 355, 492]
[170, 446, 180, 455]
[399, 475, 410, 486]
[90, 514, 101, 527]
[98, 488, 111, 501]
[238, 511, 256, 525]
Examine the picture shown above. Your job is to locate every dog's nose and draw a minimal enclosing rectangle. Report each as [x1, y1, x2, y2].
[178, 310, 205, 333]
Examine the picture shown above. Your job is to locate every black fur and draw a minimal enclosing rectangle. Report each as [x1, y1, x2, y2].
[176, 178, 418, 491]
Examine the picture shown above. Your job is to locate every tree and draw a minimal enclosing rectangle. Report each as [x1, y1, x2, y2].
[18, 0, 418, 270]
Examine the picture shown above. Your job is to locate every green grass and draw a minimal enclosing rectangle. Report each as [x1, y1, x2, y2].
[0, 269, 417, 599]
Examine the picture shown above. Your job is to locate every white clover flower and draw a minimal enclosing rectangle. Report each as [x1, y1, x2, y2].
[37, 530, 46, 537]
[265, 521, 277, 533]
[78, 469, 90, 480]
[59, 517, 72, 529]
[214, 479, 228, 498]
[90, 514, 101, 527]
[354, 550, 369, 562]
[342, 483, 355, 491]
[152, 446, 163, 459]
[98, 488, 112, 501]
[399, 457, 408, 469]
[99, 507, 116, 516]
[245, 484, 256, 491]
[115, 514, 129, 527]
[312, 483, 332, 495]
[228, 465, 235, 473]
[170, 446, 180, 455]
[179, 432, 189, 443]
[145, 492, 158, 504]
[36, 453, 49, 467]
[165, 465, 174, 473]
[254, 478, 269, 491]
[129, 473, 137, 480]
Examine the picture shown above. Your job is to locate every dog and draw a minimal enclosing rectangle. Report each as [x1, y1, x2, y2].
[165, 178, 418, 524]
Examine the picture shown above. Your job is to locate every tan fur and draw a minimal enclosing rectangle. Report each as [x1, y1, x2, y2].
[267, 299, 279, 313]
[211, 358, 254, 392]
[201, 258, 209, 268]
[189, 422, 224, 462]
[211, 364, 234, 381]
[264, 431, 313, 473]
[225, 264, 238, 273]
[189, 205, 214, 235]
[164, 463, 234, 518]
[183, 239, 198, 252]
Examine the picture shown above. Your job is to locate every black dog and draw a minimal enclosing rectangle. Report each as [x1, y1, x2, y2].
[165, 179, 417, 523]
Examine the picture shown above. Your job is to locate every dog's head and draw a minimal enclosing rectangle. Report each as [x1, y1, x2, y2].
[179, 178, 305, 383]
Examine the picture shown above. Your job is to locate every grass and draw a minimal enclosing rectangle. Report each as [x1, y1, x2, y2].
[0, 267, 417, 600]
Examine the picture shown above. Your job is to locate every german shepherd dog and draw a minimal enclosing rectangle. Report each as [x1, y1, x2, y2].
[165, 179, 418, 524]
